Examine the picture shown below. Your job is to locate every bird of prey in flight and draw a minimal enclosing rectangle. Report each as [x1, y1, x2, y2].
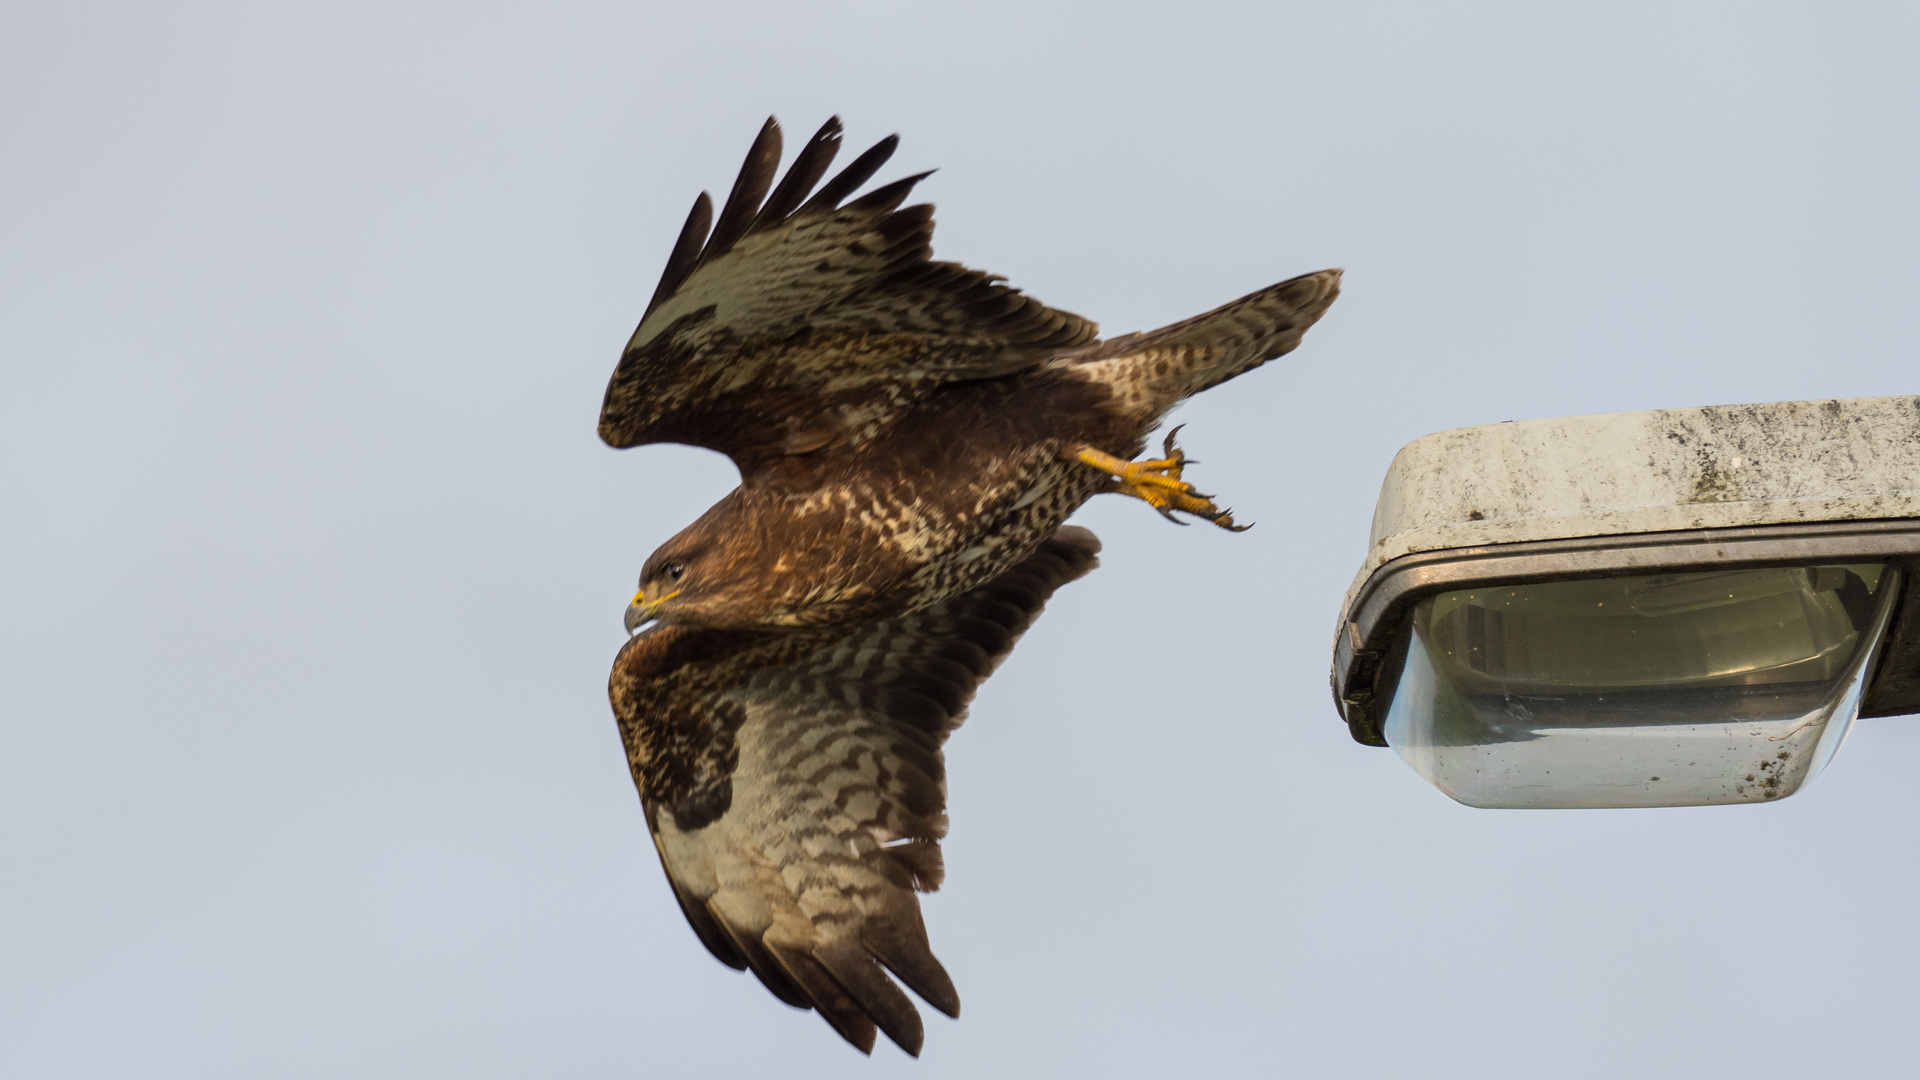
[602, 116, 1340, 1056]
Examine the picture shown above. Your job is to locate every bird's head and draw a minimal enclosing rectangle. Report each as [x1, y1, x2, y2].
[625, 539, 710, 634]
[624, 490, 796, 634]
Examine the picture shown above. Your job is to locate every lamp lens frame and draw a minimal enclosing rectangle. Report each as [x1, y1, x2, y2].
[1334, 520, 1920, 748]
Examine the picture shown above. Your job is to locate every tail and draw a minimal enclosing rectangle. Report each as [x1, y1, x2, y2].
[1068, 268, 1341, 417]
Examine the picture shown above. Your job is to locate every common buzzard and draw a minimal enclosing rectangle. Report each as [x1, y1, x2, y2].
[604, 117, 1339, 1055]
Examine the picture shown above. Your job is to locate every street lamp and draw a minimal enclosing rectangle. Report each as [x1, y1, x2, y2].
[1332, 396, 1920, 808]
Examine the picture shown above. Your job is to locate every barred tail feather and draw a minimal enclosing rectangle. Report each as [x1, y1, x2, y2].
[1072, 268, 1342, 416]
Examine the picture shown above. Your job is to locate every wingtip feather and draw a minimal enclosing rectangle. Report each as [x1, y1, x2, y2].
[696, 118, 782, 270]
[768, 943, 880, 1054]
[864, 924, 961, 1020]
[642, 191, 713, 318]
[815, 942, 926, 1057]
[750, 115, 846, 235]
[696, 900, 814, 1010]
[845, 169, 935, 215]
[803, 132, 901, 212]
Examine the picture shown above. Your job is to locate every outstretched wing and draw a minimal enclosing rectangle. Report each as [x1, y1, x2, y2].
[599, 117, 1098, 469]
[611, 527, 1100, 1056]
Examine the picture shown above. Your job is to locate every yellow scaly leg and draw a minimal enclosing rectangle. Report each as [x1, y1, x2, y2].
[1071, 425, 1250, 531]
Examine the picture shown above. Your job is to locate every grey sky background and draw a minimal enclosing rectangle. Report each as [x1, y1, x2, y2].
[5, 2, 1918, 1076]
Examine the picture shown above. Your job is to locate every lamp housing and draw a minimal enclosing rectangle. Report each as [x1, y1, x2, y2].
[1332, 396, 1920, 808]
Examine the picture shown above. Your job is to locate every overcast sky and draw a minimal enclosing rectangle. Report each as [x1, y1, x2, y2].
[5, 2, 1919, 1076]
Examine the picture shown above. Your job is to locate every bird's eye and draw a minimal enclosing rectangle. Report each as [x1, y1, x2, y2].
[665, 563, 685, 583]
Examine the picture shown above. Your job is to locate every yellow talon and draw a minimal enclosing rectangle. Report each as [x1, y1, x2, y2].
[1072, 425, 1250, 531]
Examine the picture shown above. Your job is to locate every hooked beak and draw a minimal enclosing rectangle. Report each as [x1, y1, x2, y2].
[624, 588, 679, 635]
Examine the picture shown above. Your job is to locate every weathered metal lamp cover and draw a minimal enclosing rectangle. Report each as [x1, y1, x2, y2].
[1333, 396, 1920, 808]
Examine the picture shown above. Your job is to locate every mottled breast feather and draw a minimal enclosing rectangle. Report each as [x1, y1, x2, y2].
[609, 527, 1100, 1057]
[598, 117, 1098, 478]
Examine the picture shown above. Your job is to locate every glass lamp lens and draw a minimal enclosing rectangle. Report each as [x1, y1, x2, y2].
[1382, 565, 1903, 808]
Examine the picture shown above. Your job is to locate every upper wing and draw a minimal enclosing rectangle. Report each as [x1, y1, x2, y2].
[610, 527, 1101, 1056]
[599, 117, 1098, 467]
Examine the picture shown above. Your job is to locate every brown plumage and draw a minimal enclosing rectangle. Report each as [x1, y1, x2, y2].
[603, 117, 1340, 1055]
